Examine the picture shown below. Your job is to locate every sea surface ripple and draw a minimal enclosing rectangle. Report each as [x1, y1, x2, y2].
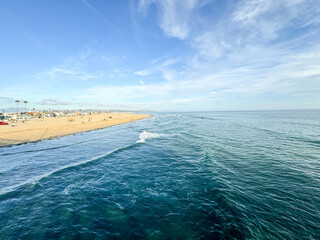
[0, 111, 319, 239]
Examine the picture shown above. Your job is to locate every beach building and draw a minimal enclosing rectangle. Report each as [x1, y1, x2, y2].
[0, 113, 10, 121]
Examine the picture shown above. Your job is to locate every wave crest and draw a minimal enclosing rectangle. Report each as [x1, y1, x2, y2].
[137, 131, 164, 143]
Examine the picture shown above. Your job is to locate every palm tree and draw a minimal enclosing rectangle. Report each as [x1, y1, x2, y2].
[23, 101, 28, 113]
[15, 100, 20, 119]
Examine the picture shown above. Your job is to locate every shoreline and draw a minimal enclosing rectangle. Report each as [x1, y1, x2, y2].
[0, 113, 151, 148]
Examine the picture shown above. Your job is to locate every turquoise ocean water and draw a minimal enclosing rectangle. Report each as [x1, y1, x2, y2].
[0, 111, 319, 239]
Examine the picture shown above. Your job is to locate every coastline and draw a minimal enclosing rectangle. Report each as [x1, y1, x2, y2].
[0, 113, 151, 148]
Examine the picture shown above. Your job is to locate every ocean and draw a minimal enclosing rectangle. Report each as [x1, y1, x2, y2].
[0, 110, 319, 239]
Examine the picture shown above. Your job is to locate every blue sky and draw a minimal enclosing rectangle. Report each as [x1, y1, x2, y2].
[0, 0, 319, 111]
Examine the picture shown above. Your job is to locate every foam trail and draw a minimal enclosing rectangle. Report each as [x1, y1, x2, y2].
[0, 141, 140, 196]
[136, 131, 165, 143]
[0, 137, 103, 156]
[1, 132, 164, 195]
[0, 153, 107, 195]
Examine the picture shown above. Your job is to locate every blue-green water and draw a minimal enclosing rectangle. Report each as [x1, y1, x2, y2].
[0, 111, 319, 239]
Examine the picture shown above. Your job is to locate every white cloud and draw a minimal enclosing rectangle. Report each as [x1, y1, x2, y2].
[33, 46, 126, 83]
[162, 70, 176, 81]
[139, 0, 200, 39]
[134, 57, 180, 78]
[81, 0, 120, 32]
[232, 0, 320, 41]
[78, 74, 95, 80]
[139, 80, 145, 85]
[40, 67, 95, 81]
[134, 70, 150, 76]
[47, 68, 77, 77]
[37, 98, 71, 106]
[4, 0, 320, 111]
[138, 0, 155, 16]
[0, 97, 14, 104]
[233, 0, 274, 23]
[192, 31, 227, 59]
[78, 40, 320, 110]
[160, 57, 180, 67]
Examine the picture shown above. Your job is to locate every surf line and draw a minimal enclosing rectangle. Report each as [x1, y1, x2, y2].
[0, 130, 165, 196]
[0, 142, 141, 196]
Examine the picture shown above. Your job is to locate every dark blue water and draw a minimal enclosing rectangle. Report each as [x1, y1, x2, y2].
[0, 111, 319, 239]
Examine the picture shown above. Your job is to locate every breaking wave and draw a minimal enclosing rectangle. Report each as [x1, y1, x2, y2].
[136, 131, 165, 143]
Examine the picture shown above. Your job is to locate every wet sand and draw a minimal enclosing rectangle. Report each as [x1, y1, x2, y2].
[0, 113, 151, 147]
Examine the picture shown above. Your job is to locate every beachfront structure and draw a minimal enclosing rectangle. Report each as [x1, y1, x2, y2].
[0, 113, 11, 121]
[1, 108, 110, 122]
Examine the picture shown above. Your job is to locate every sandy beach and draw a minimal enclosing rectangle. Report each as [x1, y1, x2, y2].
[0, 113, 151, 147]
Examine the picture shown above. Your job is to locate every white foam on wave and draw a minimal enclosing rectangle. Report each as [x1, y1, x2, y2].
[0, 152, 107, 196]
[136, 131, 165, 143]
[0, 145, 127, 196]
[63, 184, 74, 195]
[1, 132, 165, 196]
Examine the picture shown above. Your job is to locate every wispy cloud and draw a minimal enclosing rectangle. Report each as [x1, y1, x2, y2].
[96, 0, 320, 110]
[139, 80, 145, 86]
[81, 41, 320, 110]
[0, 97, 15, 104]
[37, 98, 72, 106]
[138, 0, 200, 39]
[38, 67, 96, 82]
[81, 0, 120, 33]
[232, 0, 320, 41]
[36, 97, 110, 109]
[34, 46, 125, 82]
[134, 57, 180, 79]
[134, 70, 150, 76]
[138, 0, 155, 16]
[3, 0, 320, 111]
[162, 70, 176, 81]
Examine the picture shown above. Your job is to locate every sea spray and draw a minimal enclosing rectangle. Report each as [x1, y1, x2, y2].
[137, 131, 165, 143]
